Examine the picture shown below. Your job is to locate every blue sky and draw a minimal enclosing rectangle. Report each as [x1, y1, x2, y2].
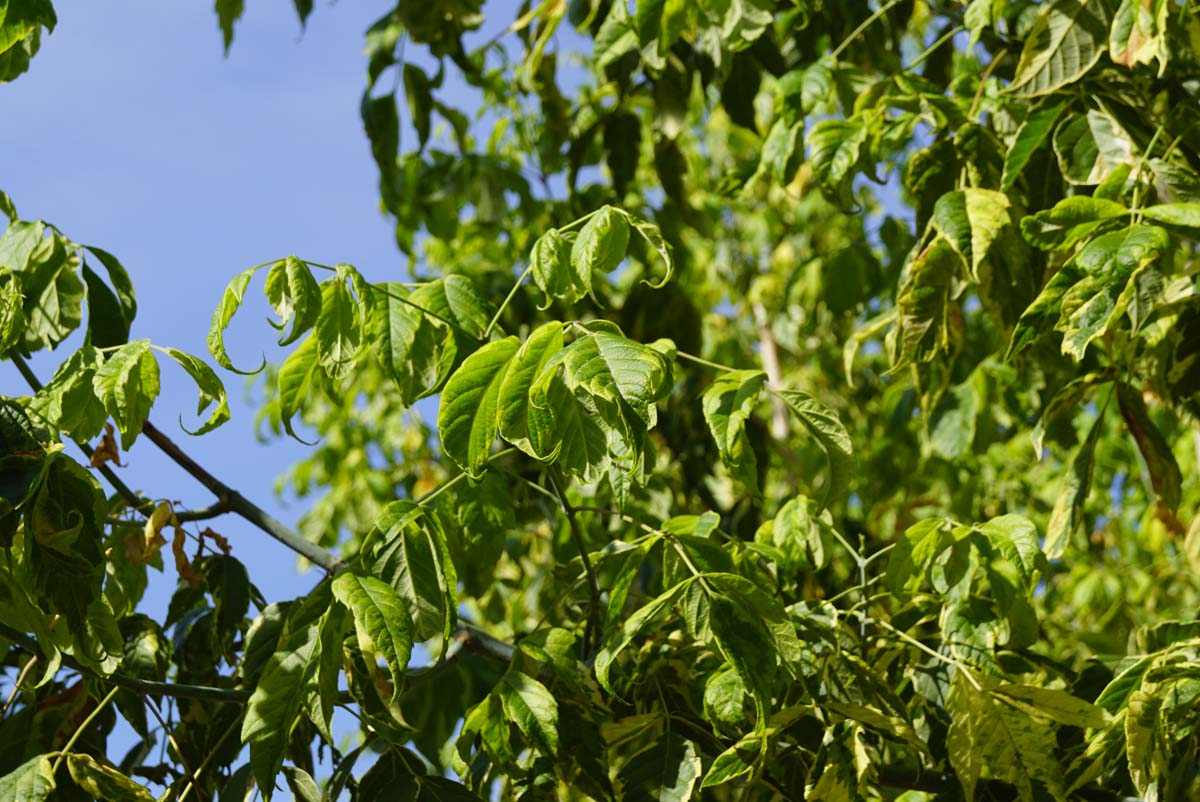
[2, 1, 423, 606]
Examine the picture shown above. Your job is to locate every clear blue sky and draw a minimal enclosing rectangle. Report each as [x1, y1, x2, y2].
[2, 1, 421, 606]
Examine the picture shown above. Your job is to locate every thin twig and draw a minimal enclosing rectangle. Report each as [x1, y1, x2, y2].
[1, 655, 38, 719]
[547, 469, 602, 660]
[142, 695, 198, 796]
[51, 687, 119, 774]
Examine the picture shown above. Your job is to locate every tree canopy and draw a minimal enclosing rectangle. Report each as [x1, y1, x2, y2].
[3, 0, 1200, 800]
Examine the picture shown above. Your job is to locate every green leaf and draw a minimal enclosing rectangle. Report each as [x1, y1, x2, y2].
[946, 672, 1066, 802]
[1020, 196, 1128, 250]
[0, 271, 25, 354]
[215, 0, 244, 52]
[66, 754, 154, 802]
[497, 322, 564, 456]
[1116, 382, 1182, 511]
[531, 229, 583, 306]
[403, 63, 434, 149]
[1140, 203, 1200, 239]
[315, 268, 364, 380]
[1109, 0, 1168, 72]
[617, 735, 701, 802]
[365, 502, 457, 645]
[370, 282, 447, 404]
[1006, 265, 1084, 359]
[281, 767, 321, 802]
[28, 345, 107, 441]
[409, 274, 491, 340]
[276, 334, 321, 442]
[264, 256, 321, 347]
[0, 755, 55, 802]
[438, 336, 519, 477]
[160, 347, 230, 435]
[17, 230, 84, 352]
[932, 188, 1019, 280]
[84, 246, 137, 339]
[701, 733, 759, 787]
[707, 590, 776, 731]
[93, 339, 159, 449]
[628, 214, 674, 288]
[976, 514, 1045, 591]
[595, 578, 692, 692]
[241, 593, 328, 799]
[496, 670, 559, 754]
[555, 330, 674, 428]
[1045, 409, 1104, 559]
[207, 264, 262, 374]
[886, 517, 953, 593]
[571, 206, 630, 301]
[993, 685, 1109, 728]
[527, 371, 610, 482]
[332, 571, 414, 705]
[890, 237, 960, 368]
[760, 118, 804, 185]
[757, 495, 836, 570]
[775, 389, 854, 506]
[806, 115, 869, 208]
[1052, 108, 1134, 185]
[1060, 226, 1168, 360]
[701, 370, 764, 493]
[1007, 0, 1113, 96]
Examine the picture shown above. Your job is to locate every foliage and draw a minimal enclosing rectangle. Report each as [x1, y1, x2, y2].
[3, 1, 1200, 800]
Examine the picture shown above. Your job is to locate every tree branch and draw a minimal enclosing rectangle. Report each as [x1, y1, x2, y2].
[9, 353, 341, 573]
[140, 420, 340, 572]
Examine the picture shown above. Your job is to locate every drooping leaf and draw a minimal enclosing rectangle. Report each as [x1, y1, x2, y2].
[1020, 196, 1128, 250]
[616, 735, 701, 802]
[1044, 408, 1105, 558]
[438, 336, 519, 477]
[531, 229, 583, 306]
[264, 256, 321, 347]
[92, 339, 159, 449]
[1116, 382, 1182, 511]
[1007, 0, 1113, 96]
[332, 570, 414, 704]
[364, 502, 457, 646]
[946, 672, 1066, 802]
[276, 333, 321, 442]
[1052, 108, 1134, 185]
[496, 670, 559, 754]
[701, 370, 765, 494]
[315, 268, 364, 380]
[0, 755, 55, 802]
[207, 264, 262, 374]
[1002, 102, 1066, 192]
[161, 347, 231, 435]
[497, 321, 564, 456]
[775, 389, 854, 506]
[571, 206, 630, 301]
[66, 754, 154, 802]
[932, 188, 1024, 281]
[241, 593, 329, 798]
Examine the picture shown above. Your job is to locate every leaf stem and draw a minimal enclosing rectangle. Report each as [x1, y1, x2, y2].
[415, 448, 517, 506]
[0, 655, 37, 720]
[904, 25, 963, 71]
[484, 265, 533, 337]
[675, 349, 738, 374]
[547, 469, 602, 660]
[875, 619, 982, 690]
[830, 0, 908, 60]
[51, 686, 119, 775]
